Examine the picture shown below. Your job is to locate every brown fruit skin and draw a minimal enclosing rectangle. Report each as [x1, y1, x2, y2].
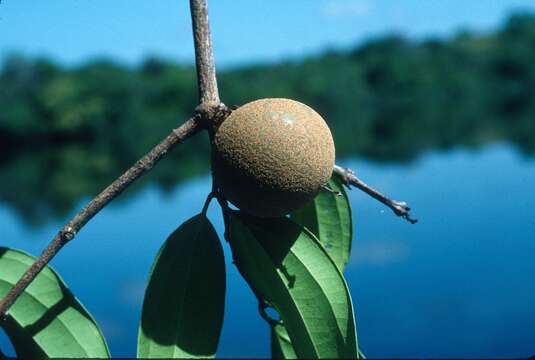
[213, 98, 335, 218]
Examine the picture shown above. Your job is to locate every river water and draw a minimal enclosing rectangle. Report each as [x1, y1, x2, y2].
[1, 143, 534, 357]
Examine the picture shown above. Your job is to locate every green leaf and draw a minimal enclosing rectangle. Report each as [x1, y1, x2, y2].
[278, 177, 354, 358]
[0, 247, 110, 358]
[1, 313, 47, 358]
[229, 214, 358, 359]
[291, 177, 352, 272]
[137, 214, 226, 359]
[271, 322, 297, 359]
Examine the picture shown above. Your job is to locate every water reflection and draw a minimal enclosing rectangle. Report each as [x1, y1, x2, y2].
[4, 13, 535, 226]
[1, 144, 534, 357]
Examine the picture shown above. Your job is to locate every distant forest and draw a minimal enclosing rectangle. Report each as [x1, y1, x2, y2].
[1, 13, 535, 224]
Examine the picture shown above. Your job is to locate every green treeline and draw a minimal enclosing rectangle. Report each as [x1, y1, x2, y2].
[1, 13, 535, 224]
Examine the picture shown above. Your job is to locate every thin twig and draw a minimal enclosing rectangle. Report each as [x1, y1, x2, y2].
[333, 164, 418, 224]
[190, 0, 220, 104]
[0, 0, 223, 320]
[0, 117, 202, 318]
[201, 191, 216, 216]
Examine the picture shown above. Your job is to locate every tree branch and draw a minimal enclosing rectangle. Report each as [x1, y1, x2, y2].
[333, 164, 418, 224]
[190, 0, 220, 104]
[0, 0, 224, 320]
[0, 117, 202, 318]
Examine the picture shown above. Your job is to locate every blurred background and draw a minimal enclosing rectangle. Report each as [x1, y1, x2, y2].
[1, 0, 535, 357]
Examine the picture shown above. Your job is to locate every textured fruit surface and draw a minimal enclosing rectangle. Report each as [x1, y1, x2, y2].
[214, 98, 335, 217]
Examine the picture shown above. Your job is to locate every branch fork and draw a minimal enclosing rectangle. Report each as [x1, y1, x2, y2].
[195, 101, 231, 133]
[0, 0, 417, 322]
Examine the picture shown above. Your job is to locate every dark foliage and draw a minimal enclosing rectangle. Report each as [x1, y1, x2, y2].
[1, 13, 535, 224]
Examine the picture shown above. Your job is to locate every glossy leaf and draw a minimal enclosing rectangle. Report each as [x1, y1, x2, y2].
[229, 214, 358, 359]
[0, 247, 110, 358]
[2, 312, 47, 358]
[291, 177, 352, 272]
[271, 322, 297, 359]
[137, 214, 226, 358]
[278, 177, 353, 358]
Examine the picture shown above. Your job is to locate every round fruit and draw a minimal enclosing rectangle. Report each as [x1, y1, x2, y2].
[213, 98, 335, 218]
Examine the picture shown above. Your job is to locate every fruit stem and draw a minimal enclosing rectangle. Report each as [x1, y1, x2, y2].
[201, 191, 216, 216]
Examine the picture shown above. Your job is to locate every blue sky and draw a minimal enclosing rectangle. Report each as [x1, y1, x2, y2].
[1, 0, 535, 68]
